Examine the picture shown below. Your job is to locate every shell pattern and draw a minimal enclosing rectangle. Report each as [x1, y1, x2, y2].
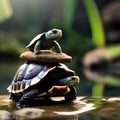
[7, 63, 74, 94]
[26, 33, 45, 51]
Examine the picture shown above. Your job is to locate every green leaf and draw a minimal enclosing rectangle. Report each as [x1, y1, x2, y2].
[83, 0, 105, 47]
[107, 45, 120, 60]
[92, 83, 104, 97]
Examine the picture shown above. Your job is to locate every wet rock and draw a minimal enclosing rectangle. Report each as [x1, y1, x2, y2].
[0, 96, 95, 119]
[0, 96, 120, 120]
[0, 110, 15, 120]
[92, 97, 120, 120]
[14, 108, 45, 119]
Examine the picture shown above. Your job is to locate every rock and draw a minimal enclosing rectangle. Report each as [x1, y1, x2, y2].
[0, 110, 15, 120]
[82, 48, 108, 68]
[14, 108, 45, 119]
[0, 96, 120, 120]
[20, 51, 72, 63]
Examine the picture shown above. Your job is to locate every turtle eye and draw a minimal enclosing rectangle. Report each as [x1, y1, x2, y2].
[52, 30, 58, 34]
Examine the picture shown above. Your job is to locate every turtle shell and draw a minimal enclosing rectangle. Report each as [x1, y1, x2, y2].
[26, 33, 45, 51]
[7, 63, 75, 95]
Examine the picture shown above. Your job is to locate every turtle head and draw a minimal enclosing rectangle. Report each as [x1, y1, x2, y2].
[45, 29, 62, 41]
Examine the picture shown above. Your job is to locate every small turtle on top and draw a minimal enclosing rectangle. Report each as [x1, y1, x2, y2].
[26, 29, 62, 54]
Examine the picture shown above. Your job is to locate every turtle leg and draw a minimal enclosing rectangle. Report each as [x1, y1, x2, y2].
[53, 41, 62, 53]
[9, 93, 20, 101]
[65, 87, 77, 101]
[34, 40, 41, 54]
[16, 89, 39, 108]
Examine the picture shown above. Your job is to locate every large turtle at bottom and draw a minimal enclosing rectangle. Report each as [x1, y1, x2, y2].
[7, 62, 79, 108]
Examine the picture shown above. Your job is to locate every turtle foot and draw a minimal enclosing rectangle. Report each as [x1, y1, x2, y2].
[9, 93, 19, 102]
[16, 101, 30, 108]
[65, 87, 77, 101]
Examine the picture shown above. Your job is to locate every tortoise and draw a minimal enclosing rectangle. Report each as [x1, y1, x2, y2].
[7, 62, 79, 108]
[26, 29, 62, 54]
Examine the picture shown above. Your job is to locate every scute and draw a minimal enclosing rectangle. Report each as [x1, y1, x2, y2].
[24, 64, 44, 79]
[7, 63, 57, 93]
[13, 63, 28, 82]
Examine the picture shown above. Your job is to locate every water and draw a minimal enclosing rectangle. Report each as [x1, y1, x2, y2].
[0, 96, 120, 120]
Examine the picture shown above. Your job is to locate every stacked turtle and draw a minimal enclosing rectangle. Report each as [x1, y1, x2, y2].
[7, 29, 80, 108]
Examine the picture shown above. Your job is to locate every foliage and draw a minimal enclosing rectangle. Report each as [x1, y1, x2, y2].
[63, 0, 77, 30]
[92, 83, 104, 98]
[0, 0, 13, 23]
[63, 0, 94, 58]
[107, 45, 120, 61]
[0, 33, 25, 55]
[83, 0, 120, 96]
[83, 0, 105, 47]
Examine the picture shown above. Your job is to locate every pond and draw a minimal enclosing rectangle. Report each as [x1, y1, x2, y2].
[0, 96, 120, 120]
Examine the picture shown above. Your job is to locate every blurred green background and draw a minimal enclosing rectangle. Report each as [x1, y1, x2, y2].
[0, 0, 120, 96]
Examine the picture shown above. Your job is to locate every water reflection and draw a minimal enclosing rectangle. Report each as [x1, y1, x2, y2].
[83, 68, 120, 86]
[83, 66, 120, 96]
[0, 96, 120, 120]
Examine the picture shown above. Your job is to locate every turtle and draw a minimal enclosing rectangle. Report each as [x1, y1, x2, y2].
[26, 29, 62, 54]
[7, 62, 79, 108]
